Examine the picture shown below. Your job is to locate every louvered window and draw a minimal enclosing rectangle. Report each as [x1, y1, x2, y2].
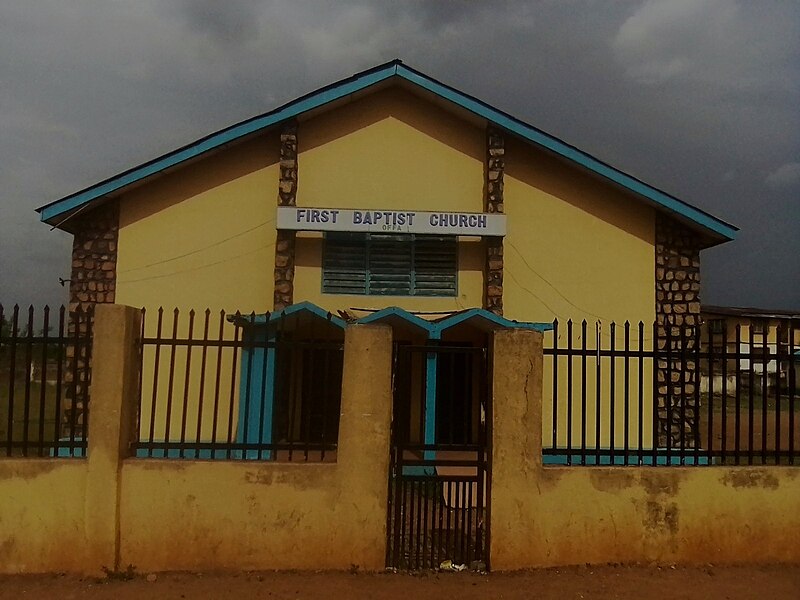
[323, 233, 457, 296]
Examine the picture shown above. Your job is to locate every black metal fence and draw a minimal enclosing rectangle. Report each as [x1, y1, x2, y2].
[543, 319, 798, 466]
[134, 307, 344, 461]
[0, 304, 92, 457]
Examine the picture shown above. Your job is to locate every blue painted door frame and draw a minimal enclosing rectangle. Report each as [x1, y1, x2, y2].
[238, 328, 276, 459]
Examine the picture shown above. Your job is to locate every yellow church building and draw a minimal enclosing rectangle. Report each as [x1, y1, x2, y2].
[37, 60, 737, 463]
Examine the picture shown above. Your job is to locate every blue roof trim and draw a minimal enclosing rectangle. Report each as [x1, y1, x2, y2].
[356, 306, 552, 335]
[229, 301, 346, 329]
[356, 306, 432, 332]
[434, 308, 552, 334]
[38, 59, 737, 242]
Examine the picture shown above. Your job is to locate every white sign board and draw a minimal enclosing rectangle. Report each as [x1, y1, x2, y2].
[277, 206, 506, 236]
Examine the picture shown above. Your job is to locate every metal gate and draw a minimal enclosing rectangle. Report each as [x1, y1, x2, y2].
[386, 342, 489, 570]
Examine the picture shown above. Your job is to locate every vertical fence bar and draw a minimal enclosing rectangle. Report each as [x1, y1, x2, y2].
[147, 308, 163, 458]
[179, 310, 195, 458]
[226, 312, 240, 460]
[211, 311, 225, 450]
[774, 324, 782, 465]
[53, 306, 65, 454]
[595, 322, 601, 465]
[566, 320, 573, 465]
[0, 305, 4, 454]
[552, 319, 559, 453]
[137, 309, 146, 451]
[195, 309, 210, 454]
[637, 321, 644, 464]
[609, 322, 616, 464]
[735, 324, 742, 465]
[37, 306, 50, 456]
[623, 322, 630, 465]
[6, 306, 19, 456]
[81, 306, 93, 456]
[413, 479, 422, 569]
[679, 325, 686, 465]
[761, 328, 769, 464]
[789, 322, 796, 465]
[581, 320, 587, 466]
[435, 478, 444, 568]
[256, 315, 270, 462]
[163, 309, 180, 456]
[241, 313, 256, 460]
[305, 318, 316, 461]
[748, 326, 755, 465]
[420, 480, 433, 569]
[720, 324, 728, 463]
[665, 323, 672, 466]
[475, 448, 484, 563]
[287, 334, 300, 462]
[693, 323, 701, 464]
[708, 324, 725, 465]
[68, 307, 82, 457]
[395, 451, 404, 568]
[652, 321, 659, 465]
[22, 306, 34, 456]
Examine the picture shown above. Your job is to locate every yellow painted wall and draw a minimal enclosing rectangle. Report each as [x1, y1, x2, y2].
[503, 137, 657, 448]
[294, 88, 486, 314]
[504, 136, 655, 325]
[116, 133, 281, 315]
[498, 466, 800, 567]
[0, 461, 87, 573]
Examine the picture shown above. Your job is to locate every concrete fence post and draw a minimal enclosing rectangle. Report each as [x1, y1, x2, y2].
[84, 304, 142, 574]
[335, 324, 394, 570]
[489, 328, 543, 570]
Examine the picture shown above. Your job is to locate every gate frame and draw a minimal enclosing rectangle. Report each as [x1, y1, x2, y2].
[386, 341, 491, 570]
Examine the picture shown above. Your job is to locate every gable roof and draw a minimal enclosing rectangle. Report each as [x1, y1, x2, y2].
[37, 59, 737, 245]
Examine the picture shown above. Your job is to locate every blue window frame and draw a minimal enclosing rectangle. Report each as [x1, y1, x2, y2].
[322, 233, 457, 296]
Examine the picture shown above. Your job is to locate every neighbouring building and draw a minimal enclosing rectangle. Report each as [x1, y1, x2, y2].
[700, 304, 800, 394]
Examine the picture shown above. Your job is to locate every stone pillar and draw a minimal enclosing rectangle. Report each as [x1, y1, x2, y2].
[68, 200, 119, 309]
[485, 126, 505, 316]
[336, 324, 394, 570]
[65, 200, 119, 440]
[489, 328, 543, 570]
[84, 304, 142, 574]
[273, 121, 298, 310]
[655, 214, 702, 448]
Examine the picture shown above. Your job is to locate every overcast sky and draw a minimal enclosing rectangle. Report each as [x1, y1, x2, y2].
[0, 0, 798, 311]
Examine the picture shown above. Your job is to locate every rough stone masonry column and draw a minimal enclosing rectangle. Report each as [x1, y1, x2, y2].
[335, 324, 393, 570]
[485, 126, 505, 316]
[273, 121, 298, 310]
[66, 200, 119, 439]
[84, 304, 141, 575]
[655, 214, 702, 449]
[489, 328, 543, 570]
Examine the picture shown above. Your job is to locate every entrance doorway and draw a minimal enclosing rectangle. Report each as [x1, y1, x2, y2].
[386, 341, 490, 570]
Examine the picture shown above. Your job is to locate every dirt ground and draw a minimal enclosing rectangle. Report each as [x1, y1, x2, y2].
[1, 565, 798, 600]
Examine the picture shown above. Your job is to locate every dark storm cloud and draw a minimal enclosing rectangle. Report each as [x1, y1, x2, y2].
[1, 0, 798, 310]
